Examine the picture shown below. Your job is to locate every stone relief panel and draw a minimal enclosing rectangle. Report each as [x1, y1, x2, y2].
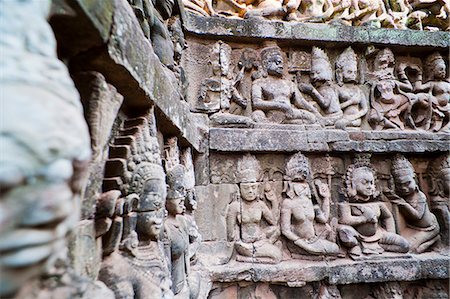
[185, 40, 449, 132]
[198, 152, 448, 266]
[183, 0, 450, 31]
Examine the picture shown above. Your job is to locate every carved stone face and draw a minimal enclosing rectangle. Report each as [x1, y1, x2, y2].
[166, 196, 185, 216]
[136, 209, 165, 240]
[141, 178, 166, 211]
[266, 53, 284, 77]
[240, 182, 259, 201]
[432, 58, 447, 80]
[352, 168, 376, 200]
[394, 172, 417, 196]
[342, 62, 357, 83]
[310, 62, 332, 83]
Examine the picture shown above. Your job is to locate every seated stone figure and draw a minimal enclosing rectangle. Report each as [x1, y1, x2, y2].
[281, 152, 340, 258]
[251, 45, 322, 125]
[285, 0, 334, 22]
[386, 154, 440, 253]
[335, 47, 369, 129]
[338, 154, 410, 260]
[299, 47, 343, 127]
[226, 154, 282, 263]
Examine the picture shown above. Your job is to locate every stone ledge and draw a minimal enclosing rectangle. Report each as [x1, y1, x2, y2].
[183, 13, 450, 49]
[51, 0, 207, 152]
[209, 128, 450, 153]
[204, 252, 449, 285]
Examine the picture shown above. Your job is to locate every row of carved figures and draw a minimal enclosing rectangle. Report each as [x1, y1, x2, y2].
[185, 0, 450, 31]
[95, 115, 203, 299]
[195, 42, 450, 132]
[225, 153, 449, 263]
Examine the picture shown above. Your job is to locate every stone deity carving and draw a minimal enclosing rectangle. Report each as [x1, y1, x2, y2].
[386, 154, 440, 253]
[99, 162, 173, 299]
[251, 45, 322, 125]
[281, 152, 340, 258]
[346, 0, 396, 28]
[226, 154, 282, 263]
[299, 47, 342, 126]
[368, 48, 414, 130]
[285, 0, 334, 22]
[335, 47, 369, 129]
[338, 155, 410, 259]
[414, 52, 450, 132]
[427, 154, 450, 245]
[197, 41, 253, 127]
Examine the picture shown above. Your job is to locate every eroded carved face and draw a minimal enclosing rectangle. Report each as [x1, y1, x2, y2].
[141, 178, 166, 211]
[310, 62, 332, 83]
[395, 173, 417, 196]
[432, 58, 447, 80]
[266, 53, 284, 77]
[342, 63, 357, 82]
[166, 197, 185, 216]
[352, 168, 376, 200]
[136, 209, 165, 240]
[240, 182, 258, 201]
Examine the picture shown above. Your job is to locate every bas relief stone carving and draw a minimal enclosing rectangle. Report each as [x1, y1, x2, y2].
[251, 45, 322, 125]
[387, 154, 440, 253]
[226, 154, 282, 263]
[281, 152, 340, 258]
[98, 114, 173, 299]
[192, 41, 449, 132]
[337, 154, 410, 260]
[183, 0, 450, 31]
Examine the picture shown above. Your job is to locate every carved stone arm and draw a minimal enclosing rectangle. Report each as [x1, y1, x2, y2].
[338, 202, 369, 226]
[379, 202, 396, 233]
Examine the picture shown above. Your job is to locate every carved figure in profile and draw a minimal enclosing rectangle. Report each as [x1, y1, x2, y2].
[385, 154, 440, 253]
[281, 152, 340, 258]
[338, 154, 410, 259]
[226, 154, 282, 263]
[427, 154, 450, 245]
[251, 45, 322, 125]
[414, 52, 450, 132]
[285, 0, 334, 22]
[334, 47, 369, 129]
[368, 48, 414, 130]
[299, 47, 342, 127]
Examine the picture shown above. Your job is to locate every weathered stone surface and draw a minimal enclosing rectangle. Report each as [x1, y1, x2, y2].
[195, 184, 239, 241]
[183, 13, 450, 49]
[210, 128, 450, 153]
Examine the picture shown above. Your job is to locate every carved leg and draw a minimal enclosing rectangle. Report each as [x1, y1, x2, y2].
[379, 232, 410, 253]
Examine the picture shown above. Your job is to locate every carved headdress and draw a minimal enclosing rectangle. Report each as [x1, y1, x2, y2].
[164, 137, 187, 199]
[237, 154, 261, 183]
[260, 45, 283, 76]
[391, 154, 415, 179]
[336, 47, 358, 85]
[344, 154, 379, 200]
[285, 152, 310, 181]
[425, 52, 445, 81]
[311, 47, 332, 81]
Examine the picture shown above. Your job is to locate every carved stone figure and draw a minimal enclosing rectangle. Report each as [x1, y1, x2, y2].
[335, 47, 369, 129]
[281, 152, 340, 258]
[226, 154, 282, 263]
[414, 52, 450, 132]
[285, 0, 334, 22]
[346, 0, 396, 28]
[427, 154, 450, 245]
[251, 45, 322, 125]
[99, 115, 173, 299]
[386, 154, 440, 253]
[299, 47, 342, 126]
[197, 41, 253, 127]
[243, 0, 285, 19]
[183, 0, 216, 16]
[338, 154, 410, 259]
[408, 0, 450, 31]
[368, 48, 414, 130]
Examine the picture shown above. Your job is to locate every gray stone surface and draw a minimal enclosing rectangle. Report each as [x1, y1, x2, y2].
[209, 128, 450, 153]
[183, 13, 450, 49]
